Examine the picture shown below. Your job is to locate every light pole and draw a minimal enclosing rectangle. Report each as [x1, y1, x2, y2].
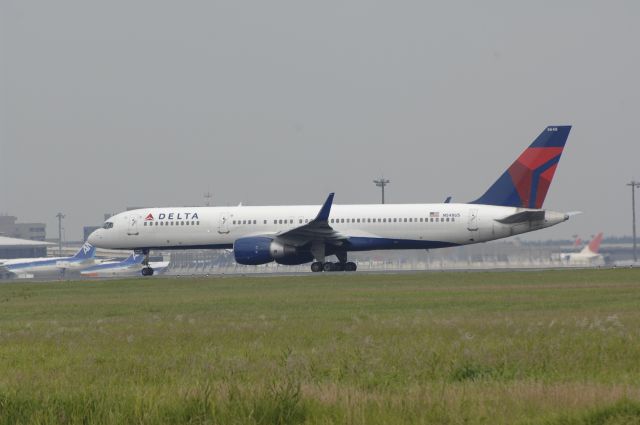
[56, 212, 65, 256]
[628, 181, 640, 263]
[373, 177, 390, 204]
[204, 190, 213, 206]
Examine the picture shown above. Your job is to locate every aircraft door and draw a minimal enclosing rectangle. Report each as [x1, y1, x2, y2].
[218, 212, 230, 234]
[467, 208, 479, 241]
[127, 214, 140, 236]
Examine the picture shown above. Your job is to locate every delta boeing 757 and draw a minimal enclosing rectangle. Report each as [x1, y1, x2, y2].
[89, 126, 573, 275]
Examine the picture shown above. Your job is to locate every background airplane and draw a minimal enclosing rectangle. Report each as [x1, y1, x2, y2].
[80, 253, 169, 278]
[555, 232, 605, 266]
[0, 243, 97, 278]
[89, 126, 573, 274]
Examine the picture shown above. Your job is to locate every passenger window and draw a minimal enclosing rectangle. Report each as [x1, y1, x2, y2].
[264, 220, 267, 224]
[196, 221, 200, 225]
[305, 219, 309, 223]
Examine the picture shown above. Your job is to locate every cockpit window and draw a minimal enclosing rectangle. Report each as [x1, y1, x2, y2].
[102, 222, 114, 229]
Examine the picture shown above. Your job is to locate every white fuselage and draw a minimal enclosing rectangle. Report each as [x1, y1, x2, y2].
[88, 203, 567, 252]
[0, 257, 97, 275]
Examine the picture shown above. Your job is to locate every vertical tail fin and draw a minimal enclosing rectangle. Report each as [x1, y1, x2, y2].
[581, 233, 603, 255]
[471, 126, 571, 208]
[72, 242, 96, 260]
[127, 253, 145, 264]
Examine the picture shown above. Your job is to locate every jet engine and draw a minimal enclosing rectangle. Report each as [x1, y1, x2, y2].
[233, 236, 314, 265]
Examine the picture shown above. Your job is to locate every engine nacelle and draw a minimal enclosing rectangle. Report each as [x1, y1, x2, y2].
[233, 237, 313, 266]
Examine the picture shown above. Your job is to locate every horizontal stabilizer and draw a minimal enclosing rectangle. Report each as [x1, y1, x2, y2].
[495, 210, 546, 224]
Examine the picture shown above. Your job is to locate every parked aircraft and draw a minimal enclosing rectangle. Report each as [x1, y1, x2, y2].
[88, 126, 573, 274]
[0, 243, 97, 278]
[556, 232, 605, 265]
[80, 253, 169, 278]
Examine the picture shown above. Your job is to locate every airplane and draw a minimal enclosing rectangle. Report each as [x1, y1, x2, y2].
[0, 242, 97, 278]
[555, 232, 605, 265]
[80, 253, 169, 278]
[88, 125, 574, 275]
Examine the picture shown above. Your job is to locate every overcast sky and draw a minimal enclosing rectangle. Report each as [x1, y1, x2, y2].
[1, 1, 639, 241]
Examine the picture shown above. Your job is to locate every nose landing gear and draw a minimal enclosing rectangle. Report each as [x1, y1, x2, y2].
[138, 249, 155, 277]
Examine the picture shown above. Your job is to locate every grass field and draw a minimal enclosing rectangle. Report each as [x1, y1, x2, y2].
[1, 269, 640, 424]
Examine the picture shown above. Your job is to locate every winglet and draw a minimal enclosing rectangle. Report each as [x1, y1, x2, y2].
[313, 193, 334, 222]
[444, 196, 452, 203]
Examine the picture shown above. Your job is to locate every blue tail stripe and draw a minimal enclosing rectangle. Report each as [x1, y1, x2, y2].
[529, 126, 571, 147]
[472, 171, 523, 207]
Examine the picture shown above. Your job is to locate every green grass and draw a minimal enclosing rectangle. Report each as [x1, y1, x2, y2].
[1, 269, 640, 424]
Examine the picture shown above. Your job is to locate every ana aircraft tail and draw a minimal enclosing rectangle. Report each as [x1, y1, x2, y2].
[472, 126, 571, 208]
[125, 253, 145, 265]
[581, 232, 603, 255]
[71, 242, 96, 260]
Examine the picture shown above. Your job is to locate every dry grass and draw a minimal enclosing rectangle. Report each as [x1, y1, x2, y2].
[1, 269, 640, 424]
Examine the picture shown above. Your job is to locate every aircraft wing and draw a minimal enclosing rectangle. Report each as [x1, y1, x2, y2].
[275, 193, 348, 247]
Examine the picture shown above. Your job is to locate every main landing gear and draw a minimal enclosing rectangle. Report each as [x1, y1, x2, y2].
[309, 245, 357, 272]
[310, 261, 357, 272]
[139, 249, 154, 277]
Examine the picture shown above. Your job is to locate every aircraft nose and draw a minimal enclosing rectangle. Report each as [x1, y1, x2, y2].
[88, 229, 101, 246]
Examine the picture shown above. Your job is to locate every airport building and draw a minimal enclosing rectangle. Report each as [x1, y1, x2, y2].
[0, 236, 54, 259]
[0, 215, 46, 241]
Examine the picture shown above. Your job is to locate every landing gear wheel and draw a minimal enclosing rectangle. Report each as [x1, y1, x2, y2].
[310, 262, 323, 272]
[333, 262, 345, 272]
[141, 267, 154, 276]
[323, 262, 334, 272]
[344, 262, 357, 272]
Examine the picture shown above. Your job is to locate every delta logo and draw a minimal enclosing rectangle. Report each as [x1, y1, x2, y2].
[145, 212, 199, 221]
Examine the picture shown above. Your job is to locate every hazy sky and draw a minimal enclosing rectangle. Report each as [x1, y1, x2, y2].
[1, 1, 639, 241]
